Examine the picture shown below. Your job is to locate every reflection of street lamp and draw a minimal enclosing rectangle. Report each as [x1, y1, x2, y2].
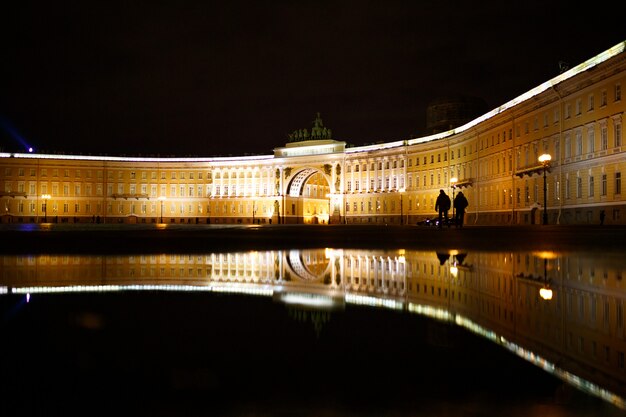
[538, 154, 552, 225]
[534, 251, 556, 300]
[399, 188, 405, 225]
[158, 196, 166, 223]
[450, 177, 458, 222]
[41, 194, 51, 222]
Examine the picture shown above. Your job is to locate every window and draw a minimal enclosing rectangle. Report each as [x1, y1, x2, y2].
[587, 126, 595, 153]
[588, 94, 594, 111]
[601, 123, 608, 150]
[616, 172, 622, 195]
[554, 108, 560, 124]
[577, 176, 582, 198]
[601, 90, 607, 107]
[616, 84, 622, 102]
[589, 175, 595, 197]
[602, 174, 607, 196]
[576, 98, 582, 115]
[615, 120, 622, 147]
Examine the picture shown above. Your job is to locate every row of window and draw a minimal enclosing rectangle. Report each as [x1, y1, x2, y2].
[3, 168, 213, 181]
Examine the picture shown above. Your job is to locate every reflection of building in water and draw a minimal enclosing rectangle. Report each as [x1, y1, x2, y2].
[2, 248, 626, 409]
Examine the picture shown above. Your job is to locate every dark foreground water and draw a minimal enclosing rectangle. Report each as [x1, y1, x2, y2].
[1, 291, 616, 417]
[2, 245, 626, 416]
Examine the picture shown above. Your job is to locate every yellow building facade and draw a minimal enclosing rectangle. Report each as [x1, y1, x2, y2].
[1, 41, 625, 225]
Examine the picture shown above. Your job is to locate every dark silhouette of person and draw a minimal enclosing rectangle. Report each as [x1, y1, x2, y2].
[600, 210, 606, 225]
[453, 191, 469, 228]
[435, 189, 451, 228]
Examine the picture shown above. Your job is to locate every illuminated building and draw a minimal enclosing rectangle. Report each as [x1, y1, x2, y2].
[1, 41, 625, 225]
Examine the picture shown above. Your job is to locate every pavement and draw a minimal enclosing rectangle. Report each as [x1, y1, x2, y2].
[1, 223, 625, 254]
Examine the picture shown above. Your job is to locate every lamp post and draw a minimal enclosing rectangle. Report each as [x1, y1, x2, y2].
[158, 196, 166, 223]
[450, 177, 458, 224]
[326, 194, 332, 225]
[399, 188, 405, 225]
[41, 194, 51, 223]
[538, 154, 552, 225]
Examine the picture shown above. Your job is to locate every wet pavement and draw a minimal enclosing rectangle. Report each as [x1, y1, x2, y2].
[1, 223, 626, 254]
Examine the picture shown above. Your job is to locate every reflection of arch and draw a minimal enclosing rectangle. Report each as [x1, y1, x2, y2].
[287, 168, 329, 197]
[287, 250, 332, 281]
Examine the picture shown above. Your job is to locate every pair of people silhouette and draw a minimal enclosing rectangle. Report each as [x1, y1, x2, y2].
[435, 189, 469, 228]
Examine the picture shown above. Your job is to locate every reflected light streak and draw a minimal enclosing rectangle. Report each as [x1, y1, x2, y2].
[345, 293, 403, 310]
[406, 303, 626, 410]
[281, 293, 336, 308]
[10, 284, 273, 297]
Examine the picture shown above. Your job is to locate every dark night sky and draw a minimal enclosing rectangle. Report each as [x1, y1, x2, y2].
[1, 1, 624, 157]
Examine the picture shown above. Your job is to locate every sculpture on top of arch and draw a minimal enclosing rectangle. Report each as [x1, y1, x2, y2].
[287, 112, 333, 142]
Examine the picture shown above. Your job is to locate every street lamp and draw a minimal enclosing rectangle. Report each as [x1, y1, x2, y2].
[538, 154, 552, 225]
[399, 188, 405, 225]
[450, 177, 458, 223]
[326, 193, 333, 225]
[158, 196, 166, 223]
[41, 194, 51, 223]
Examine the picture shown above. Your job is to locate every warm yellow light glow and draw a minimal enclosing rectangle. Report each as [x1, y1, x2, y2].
[538, 154, 552, 164]
[158, 196, 167, 201]
[450, 177, 458, 186]
[41, 194, 51, 200]
[539, 287, 553, 300]
[450, 265, 458, 277]
[533, 251, 558, 259]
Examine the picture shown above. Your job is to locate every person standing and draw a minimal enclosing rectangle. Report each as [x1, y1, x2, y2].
[435, 189, 451, 228]
[453, 191, 469, 228]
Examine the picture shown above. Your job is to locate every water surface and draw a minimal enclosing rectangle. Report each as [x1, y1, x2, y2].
[2, 248, 625, 416]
